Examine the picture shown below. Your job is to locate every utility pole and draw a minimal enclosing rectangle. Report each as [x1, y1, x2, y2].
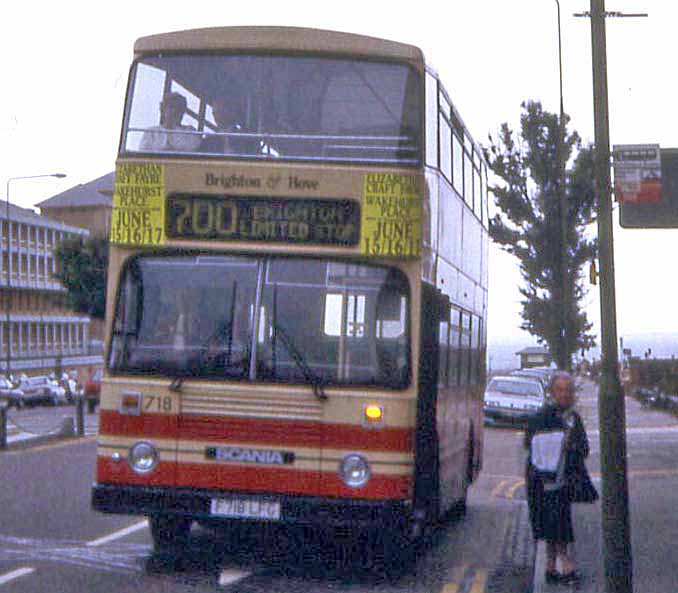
[577, 3, 647, 592]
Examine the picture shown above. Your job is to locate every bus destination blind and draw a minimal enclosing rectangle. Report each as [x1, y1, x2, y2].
[166, 195, 359, 245]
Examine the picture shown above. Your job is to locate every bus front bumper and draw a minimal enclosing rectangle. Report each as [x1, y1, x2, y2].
[91, 483, 413, 529]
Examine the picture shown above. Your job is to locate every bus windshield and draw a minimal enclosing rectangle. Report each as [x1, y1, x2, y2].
[122, 54, 421, 166]
[109, 255, 410, 389]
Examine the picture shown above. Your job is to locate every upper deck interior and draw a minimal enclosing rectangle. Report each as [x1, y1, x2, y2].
[121, 27, 426, 167]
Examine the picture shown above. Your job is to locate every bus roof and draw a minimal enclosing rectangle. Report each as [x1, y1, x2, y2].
[134, 26, 424, 67]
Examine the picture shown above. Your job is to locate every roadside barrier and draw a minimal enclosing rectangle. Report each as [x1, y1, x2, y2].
[76, 394, 85, 436]
[6, 414, 66, 436]
[0, 398, 89, 450]
[0, 403, 6, 449]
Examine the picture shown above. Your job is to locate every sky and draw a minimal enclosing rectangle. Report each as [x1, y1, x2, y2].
[2, 0, 676, 349]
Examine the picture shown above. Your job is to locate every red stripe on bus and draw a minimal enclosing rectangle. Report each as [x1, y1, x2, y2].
[96, 457, 412, 500]
[99, 410, 414, 452]
[176, 463, 411, 499]
[99, 410, 178, 437]
[96, 457, 176, 487]
[317, 472, 412, 499]
[180, 414, 323, 447]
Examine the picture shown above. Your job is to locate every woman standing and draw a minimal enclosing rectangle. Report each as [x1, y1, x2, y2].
[525, 370, 597, 585]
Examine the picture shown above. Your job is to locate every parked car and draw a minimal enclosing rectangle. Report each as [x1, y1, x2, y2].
[84, 368, 102, 412]
[509, 367, 552, 389]
[483, 375, 546, 426]
[0, 377, 25, 408]
[17, 375, 67, 406]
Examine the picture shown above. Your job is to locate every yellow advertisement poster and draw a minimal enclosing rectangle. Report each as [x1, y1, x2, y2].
[110, 162, 165, 246]
[361, 173, 421, 257]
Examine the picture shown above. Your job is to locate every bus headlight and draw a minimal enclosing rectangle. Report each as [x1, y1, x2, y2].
[339, 453, 370, 488]
[128, 442, 159, 474]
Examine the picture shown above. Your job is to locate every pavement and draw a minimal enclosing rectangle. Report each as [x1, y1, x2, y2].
[531, 378, 678, 593]
[530, 378, 604, 593]
[2, 405, 98, 448]
[532, 501, 602, 592]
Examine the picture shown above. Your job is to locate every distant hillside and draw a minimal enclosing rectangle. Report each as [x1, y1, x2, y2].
[487, 337, 536, 372]
[487, 332, 678, 372]
[618, 332, 678, 360]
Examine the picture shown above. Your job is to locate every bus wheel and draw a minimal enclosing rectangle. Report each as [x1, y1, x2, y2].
[149, 515, 192, 554]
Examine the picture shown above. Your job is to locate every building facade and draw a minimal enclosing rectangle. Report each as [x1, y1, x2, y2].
[0, 202, 102, 378]
[36, 172, 113, 238]
[516, 346, 552, 369]
[36, 172, 114, 343]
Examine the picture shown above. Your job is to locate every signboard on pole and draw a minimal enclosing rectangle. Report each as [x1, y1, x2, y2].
[613, 144, 661, 204]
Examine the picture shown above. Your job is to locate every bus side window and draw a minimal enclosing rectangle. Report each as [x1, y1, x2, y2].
[459, 311, 472, 385]
[322, 293, 366, 338]
[323, 293, 343, 336]
[375, 281, 408, 387]
[109, 264, 141, 367]
[448, 308, 461, 386]
[439, 320, 449, 387]
[475, 316, 485, 384]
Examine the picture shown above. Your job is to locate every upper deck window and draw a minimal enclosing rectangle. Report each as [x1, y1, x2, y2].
[122, 54, 421, 167]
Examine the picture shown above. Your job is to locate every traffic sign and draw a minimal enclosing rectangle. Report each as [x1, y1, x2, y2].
[617, 147, 678, 228]
[613, 144, 661, 204]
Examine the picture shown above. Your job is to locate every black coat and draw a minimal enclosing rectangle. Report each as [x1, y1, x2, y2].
[524, 403, 590, 487]
[524, 404, 595, 541]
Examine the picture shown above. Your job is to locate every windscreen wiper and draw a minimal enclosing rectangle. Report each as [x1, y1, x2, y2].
[199, 318, 252, 376]
[272, 322, 327, 401]
[169, 376, 184, 392]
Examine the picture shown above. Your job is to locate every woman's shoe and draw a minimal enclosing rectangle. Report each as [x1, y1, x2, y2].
[545, 570, 561, 584]
[559, 570, 582, 585]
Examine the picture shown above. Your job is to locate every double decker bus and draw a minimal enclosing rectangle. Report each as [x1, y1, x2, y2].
[91, 26, 490, 553]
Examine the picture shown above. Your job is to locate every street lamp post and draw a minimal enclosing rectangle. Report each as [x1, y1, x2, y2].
[554, 0, 569, 371]
[4, 173, 66, 380]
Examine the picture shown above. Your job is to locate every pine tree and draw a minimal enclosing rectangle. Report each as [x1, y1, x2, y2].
[485, 101, 597, 370]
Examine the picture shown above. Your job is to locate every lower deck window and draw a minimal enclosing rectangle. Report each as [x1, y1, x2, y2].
[109, 255, 410, 389]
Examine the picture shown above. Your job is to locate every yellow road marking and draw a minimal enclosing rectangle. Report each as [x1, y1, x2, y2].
[490, 480, 509, 498]
[507, 479, 525, 500]
[490, 468, 678, 501]
[469, 568, 488, 593]
[441, 561, 469, 593]
[482, 473, 523, 480]
[441, 582, 460, 593]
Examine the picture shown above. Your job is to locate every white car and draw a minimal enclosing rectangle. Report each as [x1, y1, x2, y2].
[510, 367, 553, 389]
[0, 377, 25, 408]
[17, 375, 68, 406]
[483, 375, 546, 426]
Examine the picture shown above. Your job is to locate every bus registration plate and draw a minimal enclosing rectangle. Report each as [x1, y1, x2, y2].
[210, 497, 281, 521]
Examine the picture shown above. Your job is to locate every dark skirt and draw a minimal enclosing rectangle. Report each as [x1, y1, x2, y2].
[527, 477, 574, 543]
